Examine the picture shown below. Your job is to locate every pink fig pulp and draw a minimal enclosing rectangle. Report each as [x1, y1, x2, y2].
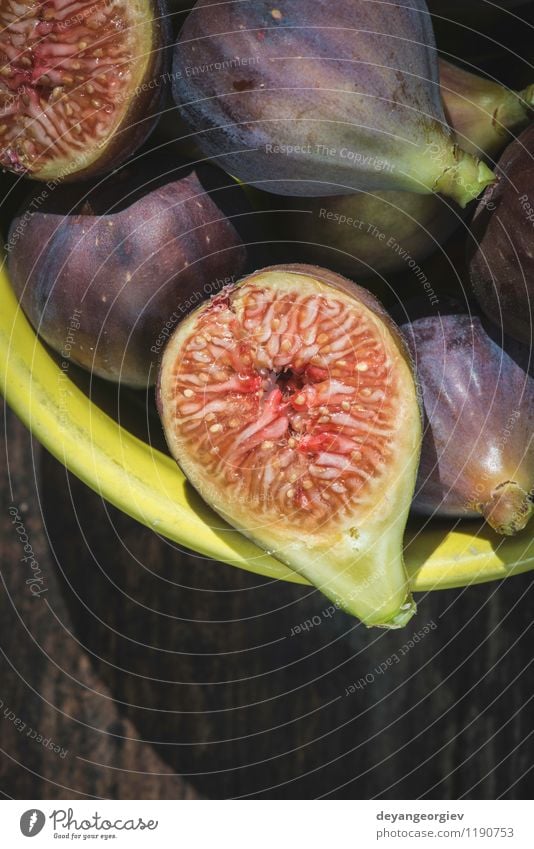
[0, 0, 170, 181]
[158, 265, 422, 628]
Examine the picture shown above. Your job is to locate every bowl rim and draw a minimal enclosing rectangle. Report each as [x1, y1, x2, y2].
[1, 258, 533, 593]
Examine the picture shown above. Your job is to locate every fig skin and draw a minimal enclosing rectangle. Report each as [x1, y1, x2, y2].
[7, 159, 248, 388]
[440, 59, 534, 161]
[401, 305, 534, 535]
[273, 59, 534, 280]
[0, 1, 171, 182]
[276, 189, 462, 282]
[468, 124, 534, 347]
[158, 264, 422, 628]
[172, 0, 493, 206]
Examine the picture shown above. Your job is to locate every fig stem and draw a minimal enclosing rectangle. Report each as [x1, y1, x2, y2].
[432, 146, 495, 208]
[294, 525, 417, 629]
[377, 597, 417, 630]
[482, 481, 534, 536]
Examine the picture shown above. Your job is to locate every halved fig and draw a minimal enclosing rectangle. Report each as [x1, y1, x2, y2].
[401, 302, 534, 535]
[0, 0, 170, 180]
[158, 265, 422, 628]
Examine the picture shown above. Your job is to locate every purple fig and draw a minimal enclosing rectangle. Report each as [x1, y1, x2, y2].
[273, 58, 533, 280]
[468, 123, 534, 347]
[401, 306, 534, 536]
[275, 191, 461, 281]
[7, 158, 248, 388]
[0, 1, 170, 181]
[172, 0, 494, 206]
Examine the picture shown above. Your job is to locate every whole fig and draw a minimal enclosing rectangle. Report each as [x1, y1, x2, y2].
[468, 124, 534, 346]
[172, 0, 493, 206]
[8, 158, 248, 388]
[0, 0, 170, 181]
[158, 264, 422, 627]
[402, 305, 534, 536]
[275, 191, 461, 282]
[273, 59, 533, 280]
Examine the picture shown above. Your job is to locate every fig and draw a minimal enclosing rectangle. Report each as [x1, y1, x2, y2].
[440, 59, 534, 160]
[171, 0, 494, 206]
[402, 305, 534, 535]
[7, 158, 248, 388]
[0, 0, 170, 181]
[158, 265, 422, 628]
[468, 124, 534, 347]
[272, 58, 534, 280]
[275, 191, 461, 282]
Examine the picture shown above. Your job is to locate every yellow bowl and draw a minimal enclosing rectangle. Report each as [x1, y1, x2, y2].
[1, 257, 533, 591]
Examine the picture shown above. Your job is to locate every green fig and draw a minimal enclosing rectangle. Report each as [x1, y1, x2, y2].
[440, 59, 534, 160]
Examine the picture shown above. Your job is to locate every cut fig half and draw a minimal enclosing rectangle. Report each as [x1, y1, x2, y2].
[158, 265, 422, 628]
[0, 0, 169, 180]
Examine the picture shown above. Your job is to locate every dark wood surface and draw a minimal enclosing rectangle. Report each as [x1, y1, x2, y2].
[1, 404, 533, 800]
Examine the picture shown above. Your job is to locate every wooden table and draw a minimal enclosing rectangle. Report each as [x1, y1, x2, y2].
[1, 405, 533, 799]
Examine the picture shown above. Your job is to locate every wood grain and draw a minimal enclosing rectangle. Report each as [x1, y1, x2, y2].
[1, 405, 534, 799]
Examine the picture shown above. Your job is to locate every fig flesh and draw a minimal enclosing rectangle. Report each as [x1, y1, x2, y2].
[402, 306, 534, 535]
[158, 265, 422, 627]
[172, 0, 494, 206]
[468, 124, 534, 347]
[0, 0, 170, 180]
[8, 158, 248, 388]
